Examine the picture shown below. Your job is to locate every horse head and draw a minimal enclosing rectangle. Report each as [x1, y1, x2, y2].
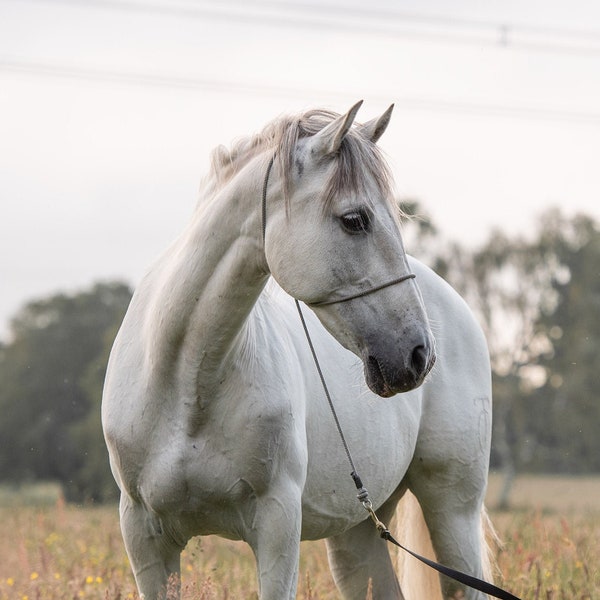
[264, 102, 435, 397]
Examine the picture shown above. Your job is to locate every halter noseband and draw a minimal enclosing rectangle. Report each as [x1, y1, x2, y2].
[261, 154, 416, 306]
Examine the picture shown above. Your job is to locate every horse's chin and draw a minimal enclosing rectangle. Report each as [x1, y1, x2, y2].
[364, 355, 395, 397]
[372, 383, 396, 398]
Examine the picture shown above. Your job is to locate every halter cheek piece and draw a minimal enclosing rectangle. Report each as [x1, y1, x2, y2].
[261, 154, 416, 305]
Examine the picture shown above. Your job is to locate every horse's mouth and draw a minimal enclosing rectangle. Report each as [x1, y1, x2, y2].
[364, 354, 430, 397]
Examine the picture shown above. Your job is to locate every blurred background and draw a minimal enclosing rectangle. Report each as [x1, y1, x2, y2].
[0, 0, 599, 505]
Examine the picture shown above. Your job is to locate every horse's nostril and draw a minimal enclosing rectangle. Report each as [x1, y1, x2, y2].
[411, 344, 428, 376]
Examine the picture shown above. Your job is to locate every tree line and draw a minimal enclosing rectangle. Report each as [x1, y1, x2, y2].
[0, 206, 598, 503]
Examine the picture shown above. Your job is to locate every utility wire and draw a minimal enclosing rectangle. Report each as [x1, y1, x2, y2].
[211, 0, 600, 44]
[3, 1, 599, 124]
[2, 56, 600, 126]
[11, 0, 600, 56]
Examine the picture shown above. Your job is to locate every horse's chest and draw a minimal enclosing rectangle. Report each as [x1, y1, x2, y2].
[140, 403, 295, 532]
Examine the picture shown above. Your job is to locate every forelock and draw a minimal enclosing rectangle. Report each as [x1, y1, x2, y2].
[208, 107, 397, 215]
[277, 109, 396, 214]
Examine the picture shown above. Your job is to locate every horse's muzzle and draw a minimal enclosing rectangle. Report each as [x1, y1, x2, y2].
[364, 339, 436, 397]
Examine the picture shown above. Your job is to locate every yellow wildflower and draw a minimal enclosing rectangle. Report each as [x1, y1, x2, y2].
[30, 572, 39, 581]
[6, 578, 14, 586]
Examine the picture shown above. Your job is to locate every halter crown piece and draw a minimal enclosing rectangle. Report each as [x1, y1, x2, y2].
[261, 154, 416, 305]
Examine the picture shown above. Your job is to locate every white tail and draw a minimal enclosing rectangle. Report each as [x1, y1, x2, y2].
[394, 491, 497, 599]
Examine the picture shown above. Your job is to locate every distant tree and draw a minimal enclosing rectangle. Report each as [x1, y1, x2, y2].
[0, 281, 132, 501]
[68, 321, 123, 502]
[525, 211, 600, 472]
[448, 211, 600, 480]
[399, 201, 600, 501]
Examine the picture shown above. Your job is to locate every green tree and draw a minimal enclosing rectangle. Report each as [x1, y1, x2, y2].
[0, 281, 131, 501]
[400, 202, 600, 501]
[68, 321, 123, 502]
[525, 211, 600, 472]
[451, 211, 600, 478]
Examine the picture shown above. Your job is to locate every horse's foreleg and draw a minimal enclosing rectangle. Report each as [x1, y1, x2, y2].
[119, 494, 184, 600]
[247, 482, 303, 600]
[325, 498, 405, 600]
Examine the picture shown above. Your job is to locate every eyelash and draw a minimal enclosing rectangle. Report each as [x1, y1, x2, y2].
[339, 210, 371, 234]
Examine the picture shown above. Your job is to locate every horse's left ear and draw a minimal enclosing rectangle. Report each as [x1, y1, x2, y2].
[359, 104, 394, 143]
[307, 100, 363, 157]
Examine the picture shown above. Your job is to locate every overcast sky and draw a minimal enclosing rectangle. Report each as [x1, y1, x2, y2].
[1, 0, 600, 340]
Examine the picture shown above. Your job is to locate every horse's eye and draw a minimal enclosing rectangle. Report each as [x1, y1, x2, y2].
[340, 210, 371, 234]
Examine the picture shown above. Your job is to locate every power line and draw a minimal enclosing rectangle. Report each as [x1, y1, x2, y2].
[3, 56, 600, 126]
[13, 0, 600, 56]
[217, 0, 600, 44]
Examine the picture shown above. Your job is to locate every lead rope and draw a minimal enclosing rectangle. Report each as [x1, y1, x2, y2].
[263, 154, 520, 600]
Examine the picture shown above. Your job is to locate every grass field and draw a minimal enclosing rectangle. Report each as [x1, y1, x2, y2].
[1, 475, 599, 599]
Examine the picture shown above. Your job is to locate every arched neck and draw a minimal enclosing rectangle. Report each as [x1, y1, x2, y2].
[142, 153, 276, 397]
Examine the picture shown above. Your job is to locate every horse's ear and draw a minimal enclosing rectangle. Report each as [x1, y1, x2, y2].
[308, 100, 363, 157]
[359, 104, 394, 143]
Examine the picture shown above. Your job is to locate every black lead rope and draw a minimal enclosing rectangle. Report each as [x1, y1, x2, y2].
[294, 300, 521, 600]
[380, 526, 520, 600]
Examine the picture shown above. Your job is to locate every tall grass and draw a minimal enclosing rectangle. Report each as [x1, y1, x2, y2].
[0, 499, 339, 600]
[2, 477, 600, 599]
[493, 510, 600, 599]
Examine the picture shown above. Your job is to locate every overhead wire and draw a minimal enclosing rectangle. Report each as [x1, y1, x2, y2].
[2, 0, 600, 125]
[3, 56, 600, 126]
[11, 0, 600, 55]
[209, 0, 600, 47]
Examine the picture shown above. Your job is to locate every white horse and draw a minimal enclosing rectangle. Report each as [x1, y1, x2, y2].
[102, 102, 493, 600]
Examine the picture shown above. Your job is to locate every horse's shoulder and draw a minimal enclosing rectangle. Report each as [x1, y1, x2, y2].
[407, 257, 485, 334]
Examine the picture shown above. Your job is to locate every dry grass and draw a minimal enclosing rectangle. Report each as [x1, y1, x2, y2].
[491, 511, 600, 599]
[0, 497, 337, 600]
[2, 475, 600, 599]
